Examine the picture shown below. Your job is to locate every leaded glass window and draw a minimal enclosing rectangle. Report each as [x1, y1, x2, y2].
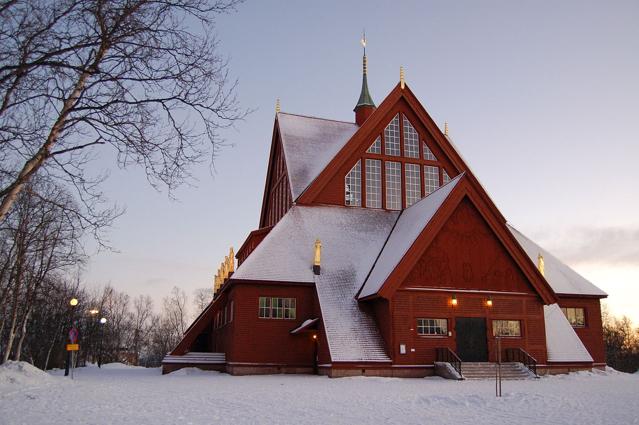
[367, 136, 381, 154]
[384, 114, 401, 156]
[403, 117, 420, 158]
[405, 163, 421, 207]
[493, 320, 521, 337]
[417, 318, 448, 336]
[442, 170, 451, 185]
[424, 165, 440, 195]
[365, 159, 382, 208]
[385, 161, 402, 210]
[345, 160, 361, 207]
[423, 142, 437, 161]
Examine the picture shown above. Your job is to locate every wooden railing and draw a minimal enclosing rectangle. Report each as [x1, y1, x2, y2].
[505, 348, 538, 377]
[436, 347, 463, 377]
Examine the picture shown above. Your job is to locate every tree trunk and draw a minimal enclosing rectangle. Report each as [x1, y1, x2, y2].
[14, 308, 30, 361]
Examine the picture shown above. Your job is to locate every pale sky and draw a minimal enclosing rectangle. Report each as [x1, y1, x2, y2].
[83, 0, 639, 322]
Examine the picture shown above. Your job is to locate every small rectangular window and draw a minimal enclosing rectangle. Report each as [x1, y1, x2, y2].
[385, 161, 402, 210]
[258, 297, 296, 320]
[365, 159, 382, 208]
[493, 320, 521, 337]
[258, 297, 271, 318]
[345, 160, 361, 207]
[384, 114, 401, 156]
[561, 307, 586, 327]
[417, 318, 448, 336]
[404, 163, 421, 207]
[230, 301, 234, 323]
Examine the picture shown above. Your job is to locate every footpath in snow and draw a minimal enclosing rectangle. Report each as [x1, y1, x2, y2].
[1, 361, 638, 425]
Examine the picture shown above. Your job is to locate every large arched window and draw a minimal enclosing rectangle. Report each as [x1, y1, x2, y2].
[344, 113, 455, 210]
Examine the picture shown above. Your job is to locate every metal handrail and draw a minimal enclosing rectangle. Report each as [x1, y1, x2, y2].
[505, 347, 538, 377]
[436, 347, 463, 377]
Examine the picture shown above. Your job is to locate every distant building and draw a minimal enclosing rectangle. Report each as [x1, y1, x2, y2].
[163, 49, 606, 378]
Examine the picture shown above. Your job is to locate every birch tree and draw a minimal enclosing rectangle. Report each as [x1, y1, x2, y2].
[0, 0, 244, 227]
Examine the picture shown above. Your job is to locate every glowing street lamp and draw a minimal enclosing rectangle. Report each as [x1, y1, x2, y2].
[100, 317, 107, 324]
[70, 298, 78, 307]
[89, 309, 99, 315]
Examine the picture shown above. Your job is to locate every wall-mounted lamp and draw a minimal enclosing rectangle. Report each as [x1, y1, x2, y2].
[486, 297, 493, 307]
[451, 295, 458, 306]
[312, 334, 317, 340]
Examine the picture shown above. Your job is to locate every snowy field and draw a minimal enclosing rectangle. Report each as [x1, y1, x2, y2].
[1, 362, 638, 425]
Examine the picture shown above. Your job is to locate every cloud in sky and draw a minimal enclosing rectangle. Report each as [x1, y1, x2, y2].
[534, 226, 639, 266]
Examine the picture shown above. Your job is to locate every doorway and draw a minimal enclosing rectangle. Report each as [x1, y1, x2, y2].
[455, 317, 488, 361]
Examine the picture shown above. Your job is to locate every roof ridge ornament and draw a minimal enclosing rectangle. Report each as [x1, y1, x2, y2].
[275, 98, 281, 114]
[313, 239, 322, 275]
[538, 253, 545, 277]
[400, 66, 405, 89]
[354, 32, 375, 117]
[444, 121, 449, 136]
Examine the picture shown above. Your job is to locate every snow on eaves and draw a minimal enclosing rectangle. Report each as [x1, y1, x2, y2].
[278, 113, 358, 200]
[358, 175, 462, 299]
[232, 205, 398, 362]
[508, 225, 607, 297]
[544, 304, 594, 362]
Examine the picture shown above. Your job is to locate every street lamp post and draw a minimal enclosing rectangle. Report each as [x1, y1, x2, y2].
[98, 317, 107, 368]
[64, 298, 79, 377]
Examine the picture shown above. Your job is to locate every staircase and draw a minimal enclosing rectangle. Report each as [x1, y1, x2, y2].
[461, 362, 536, 380]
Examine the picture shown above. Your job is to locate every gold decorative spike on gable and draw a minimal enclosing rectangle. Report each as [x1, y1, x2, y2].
[537, 253, 545, 277]
[400, 66, 405, 89]
[229, 247, 235, 273]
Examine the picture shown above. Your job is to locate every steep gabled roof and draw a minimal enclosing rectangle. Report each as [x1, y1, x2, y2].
[357, 174, 559, 304]
[358, 175, 463, 299]
[509, 225, 607, 297]
[277, 113, 358, 200]
[232, 205, 396, 362]
[544, 303, 594, 362]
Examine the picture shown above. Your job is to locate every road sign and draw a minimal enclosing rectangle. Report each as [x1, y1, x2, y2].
[68, 327, 79, 343]
[66, 344, 79, 351]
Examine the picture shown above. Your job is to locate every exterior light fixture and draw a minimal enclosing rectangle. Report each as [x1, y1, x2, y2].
[312, 334, 317, 340]
[451, 295, 458, 306]
[70, 298, 78, 307]
[486, 297, 493, 307]
[89, 309, 99, 315]
[100, 317, 107, 324]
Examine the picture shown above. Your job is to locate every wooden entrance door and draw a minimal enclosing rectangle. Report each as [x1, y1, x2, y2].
[455, 317, 488, 361]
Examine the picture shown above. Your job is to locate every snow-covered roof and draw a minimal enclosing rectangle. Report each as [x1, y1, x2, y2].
[278, 113, 358, 200]
[544, 304, 594, 362]
[233, 205, 397, 362]
[508, 225, 607, 297]
[358, 175, 462, 299]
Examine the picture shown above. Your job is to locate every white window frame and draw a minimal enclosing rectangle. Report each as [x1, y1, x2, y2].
[417, 318, 448, 336]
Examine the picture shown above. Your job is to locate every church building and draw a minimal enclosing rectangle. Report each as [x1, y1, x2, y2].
[162, 45, 607, 378]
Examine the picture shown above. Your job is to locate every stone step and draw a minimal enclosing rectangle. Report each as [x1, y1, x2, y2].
[459, 362, 536, 380]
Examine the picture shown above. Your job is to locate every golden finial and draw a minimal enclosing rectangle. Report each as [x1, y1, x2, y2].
[220, 261, 226, 280]
[275, 98, 281, 114]
[313, 239, 322, 275]
[361, 31, 368, 75]
[400, 66, 405, 89]
[444, 121, 449, 136]
[537, 253, 545, 277]
[229, 247, 235, 273]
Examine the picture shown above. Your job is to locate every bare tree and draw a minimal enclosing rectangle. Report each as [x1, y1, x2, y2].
[0, 0, 245, 228]
[164, 286, 188, 337]
[129, 294, 153, 364]
[192, 287, 212, 315]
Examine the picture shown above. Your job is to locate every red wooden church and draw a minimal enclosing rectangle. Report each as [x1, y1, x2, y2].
[162, 48, 607, 378]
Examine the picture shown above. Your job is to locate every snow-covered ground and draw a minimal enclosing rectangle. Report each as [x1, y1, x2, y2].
[1, 362, 638, 425]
